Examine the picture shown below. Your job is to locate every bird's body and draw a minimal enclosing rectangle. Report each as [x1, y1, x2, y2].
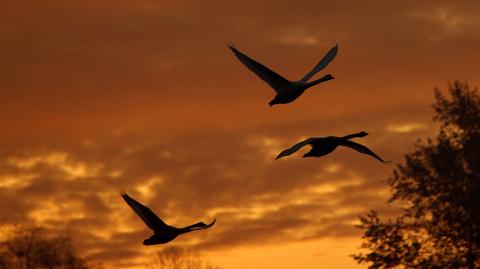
[268, 76, 334, 105]
[269, 86, 305, 106]
[276, 131, 390, 163]
[143, 230, 179, 245]
[229, 44, 338, 106]
[120, 192, 215, 245]
[302, 137, 339, 157]
[268, 83, 304, 106]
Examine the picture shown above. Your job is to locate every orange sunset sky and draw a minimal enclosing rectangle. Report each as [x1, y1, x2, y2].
[1, 1, 480, 268]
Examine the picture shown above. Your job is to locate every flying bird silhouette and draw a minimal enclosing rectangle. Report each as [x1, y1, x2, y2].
[120, 192, 216, 245]
[275, 131, 390, 163]
[229, 44, 338, 106]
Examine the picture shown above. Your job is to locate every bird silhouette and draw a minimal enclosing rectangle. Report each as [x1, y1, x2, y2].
[229, 44, 338, 106]
[120, 192, 216, 245]
[275, 131, 390, 163]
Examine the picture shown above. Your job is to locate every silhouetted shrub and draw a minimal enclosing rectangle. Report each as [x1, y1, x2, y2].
[0, 225, 100, 269]
[147, 246, 223, 269]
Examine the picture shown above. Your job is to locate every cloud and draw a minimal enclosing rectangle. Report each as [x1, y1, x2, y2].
[386, 123, 428, 133]
[0, 119, 417, 266]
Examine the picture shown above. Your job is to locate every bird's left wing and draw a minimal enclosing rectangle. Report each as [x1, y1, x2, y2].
[300, 44, 338, 82]
[121, 192, 170, 231]
[340, 140, 391, 163]
[229, 45, 291, 93]
[275, 138, 315, 159]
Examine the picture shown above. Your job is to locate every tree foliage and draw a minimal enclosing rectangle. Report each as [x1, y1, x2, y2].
[0, 226, 99, 269]
[353, 81, 480, 268]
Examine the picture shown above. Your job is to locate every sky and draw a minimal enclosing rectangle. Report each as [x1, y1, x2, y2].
[1, 0, 479, 268]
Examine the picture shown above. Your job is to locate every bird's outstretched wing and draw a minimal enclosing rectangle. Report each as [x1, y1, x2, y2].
[229, 45, 291, 93]
[189, 219, 216, 231]
[300, 44, 338, 82]
[275, 138, 315, 159]
[120, 192, 169, 231]
[340, 140, 391, 163]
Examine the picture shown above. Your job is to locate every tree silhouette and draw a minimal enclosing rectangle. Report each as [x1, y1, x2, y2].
[353, 81, 480, 268]
[146, 246, 223, 269]
[0, 225, 100, 269]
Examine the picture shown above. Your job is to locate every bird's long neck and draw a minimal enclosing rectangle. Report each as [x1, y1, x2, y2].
[179, 222, 205, 233]
[305, 74, 333, 88]
[341, 132, 366, 140]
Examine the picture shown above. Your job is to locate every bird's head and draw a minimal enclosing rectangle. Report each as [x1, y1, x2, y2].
[357, 131, 369, 137]
[323, 74, 334, 81]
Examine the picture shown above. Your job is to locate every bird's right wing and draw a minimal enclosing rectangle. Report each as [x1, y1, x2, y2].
[340, 140, 391, 163]
[300, 44, 338, 82]
[121, 192, 169, 231]
[275, 138, 315, 159]
[229, 45, 291, 93]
